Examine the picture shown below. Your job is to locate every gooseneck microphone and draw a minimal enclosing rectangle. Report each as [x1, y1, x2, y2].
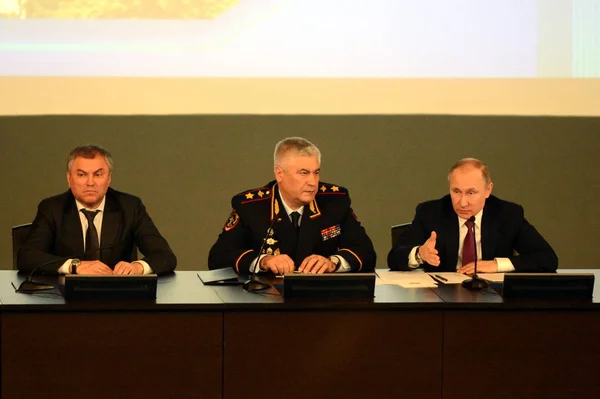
[462, 216, 489, 290]
[15, 258, 67, 293]
[15, 244, 115, 294]
[243, 217, 280, 292]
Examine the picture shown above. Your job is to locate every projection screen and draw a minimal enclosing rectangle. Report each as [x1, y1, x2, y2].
[1, 0, 599, 116]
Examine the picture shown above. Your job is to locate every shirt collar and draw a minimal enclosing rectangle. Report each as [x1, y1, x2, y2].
[76, 196, 106, 213]
[279, 195, 304, 217]
[457, 208, 484, 227]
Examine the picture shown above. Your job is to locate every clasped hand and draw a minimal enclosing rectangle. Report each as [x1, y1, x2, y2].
[260, 254, 336, 275]
[457, 260, 498, 275]
[77, 260, 143, 275]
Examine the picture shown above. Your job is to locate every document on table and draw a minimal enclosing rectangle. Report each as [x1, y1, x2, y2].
[477, 273, 505, 282]
[376, 270, 439, 288]
[375, 270, 505, 287]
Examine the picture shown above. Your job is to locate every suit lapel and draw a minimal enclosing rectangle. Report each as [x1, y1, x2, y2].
[271, 187, 296, 258]
[296, 211, 319, 263]
[442, 210, 459, 271]
[273, 217, 296, 258]
[63, 197, 85, 258]
[100, 193, 121, 262]
[481, 207, 498, 260]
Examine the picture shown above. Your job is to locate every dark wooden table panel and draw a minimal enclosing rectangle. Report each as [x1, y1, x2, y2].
[224, 310, 443, 399]
[2, 311, 223, 399]
[443, 310, 600, 399]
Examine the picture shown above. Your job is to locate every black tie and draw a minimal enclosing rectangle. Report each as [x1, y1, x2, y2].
[290, 211, 301, 234]
[81, 209, 100, 260]
[290, 211, 301, 263]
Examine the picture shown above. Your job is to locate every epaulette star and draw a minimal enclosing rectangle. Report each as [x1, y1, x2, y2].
[239, 187, 272, 204]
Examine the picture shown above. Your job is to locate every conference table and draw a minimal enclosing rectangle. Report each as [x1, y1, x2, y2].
[0, 270, 598, 399]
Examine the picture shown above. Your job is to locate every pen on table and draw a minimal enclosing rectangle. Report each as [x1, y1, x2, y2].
[429, 275, 444, 284]
[434, 274, 448, 282]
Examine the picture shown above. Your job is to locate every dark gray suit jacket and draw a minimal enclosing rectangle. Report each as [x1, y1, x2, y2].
[387, 195, 558, 272]
[18, 188, 177, 274]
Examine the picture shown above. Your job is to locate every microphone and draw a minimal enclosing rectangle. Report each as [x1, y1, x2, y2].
[14, 257, 67, 293]
[15, 244, 114, 293]
[243, 216, 280, 292]
[462, 216, 489, 290]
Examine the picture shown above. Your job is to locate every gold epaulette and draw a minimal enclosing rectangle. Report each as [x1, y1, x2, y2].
[237, 186, 273, 204]
[316, 183, 348, 195]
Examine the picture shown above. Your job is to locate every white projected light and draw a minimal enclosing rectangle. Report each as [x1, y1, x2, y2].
[0, 0, 599, 115]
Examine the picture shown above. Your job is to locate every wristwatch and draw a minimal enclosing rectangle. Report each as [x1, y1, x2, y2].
[329, 255, 341, 271]
[415, 247, 424, 265]
[70, 258, 81, 274]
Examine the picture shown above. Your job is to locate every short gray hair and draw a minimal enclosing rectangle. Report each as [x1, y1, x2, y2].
[67, 145, 114, 172]
[448, 158, 492, 185]
[274, 137, 321, 169]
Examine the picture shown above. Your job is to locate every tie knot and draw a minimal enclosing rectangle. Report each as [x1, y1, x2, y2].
[81, 209, 100, 223]
[465, 219, 474, 229]
[290, 211, 301, 229]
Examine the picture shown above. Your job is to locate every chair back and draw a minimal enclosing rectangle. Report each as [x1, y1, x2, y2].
[391, 222, 412, 248]
[12, 223, 32, 270]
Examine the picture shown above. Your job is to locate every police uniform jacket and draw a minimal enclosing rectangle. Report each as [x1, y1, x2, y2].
[208, 181, 376, 273]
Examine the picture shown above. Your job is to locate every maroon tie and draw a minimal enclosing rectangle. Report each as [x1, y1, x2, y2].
[462, 219, 476, 266]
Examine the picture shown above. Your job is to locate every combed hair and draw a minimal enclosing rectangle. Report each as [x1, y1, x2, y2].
[67, 145, 114, 172]
[448, 158, 492, 185]
[273, 137, 321, 168]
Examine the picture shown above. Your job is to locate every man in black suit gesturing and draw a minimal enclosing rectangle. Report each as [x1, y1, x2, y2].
[18, 145, 176, 275]
[388, 158, 557, 274]
[209, 137, 376, 274]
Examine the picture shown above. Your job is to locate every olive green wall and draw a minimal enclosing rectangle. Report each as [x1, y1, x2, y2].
[1, 115, 598, 270]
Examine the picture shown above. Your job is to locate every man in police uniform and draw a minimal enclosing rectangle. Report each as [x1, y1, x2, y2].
[208, 137, 376, 274]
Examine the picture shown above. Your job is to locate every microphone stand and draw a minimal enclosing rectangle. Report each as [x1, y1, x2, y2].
[243, 217, 279, 292]
[15, 258, 66, 293]
[15, 244, 115, 293]
[462, 216, 489, 290]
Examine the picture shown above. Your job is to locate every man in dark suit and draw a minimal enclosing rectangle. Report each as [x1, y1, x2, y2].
[388, 158, 557, 273]
[18, 145, 176, 275]
[208, 137, 376, 274]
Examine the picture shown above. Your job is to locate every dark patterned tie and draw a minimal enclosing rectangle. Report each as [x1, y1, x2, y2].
[462, 219, 476, 266]
[81, 209, 100, 260]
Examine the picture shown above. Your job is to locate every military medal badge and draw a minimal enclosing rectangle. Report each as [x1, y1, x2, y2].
[321, 225, 341, 241]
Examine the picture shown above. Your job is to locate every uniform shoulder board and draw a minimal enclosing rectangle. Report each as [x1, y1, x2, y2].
[316, 183, 348, 195]
[234, 186, 273, 205]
